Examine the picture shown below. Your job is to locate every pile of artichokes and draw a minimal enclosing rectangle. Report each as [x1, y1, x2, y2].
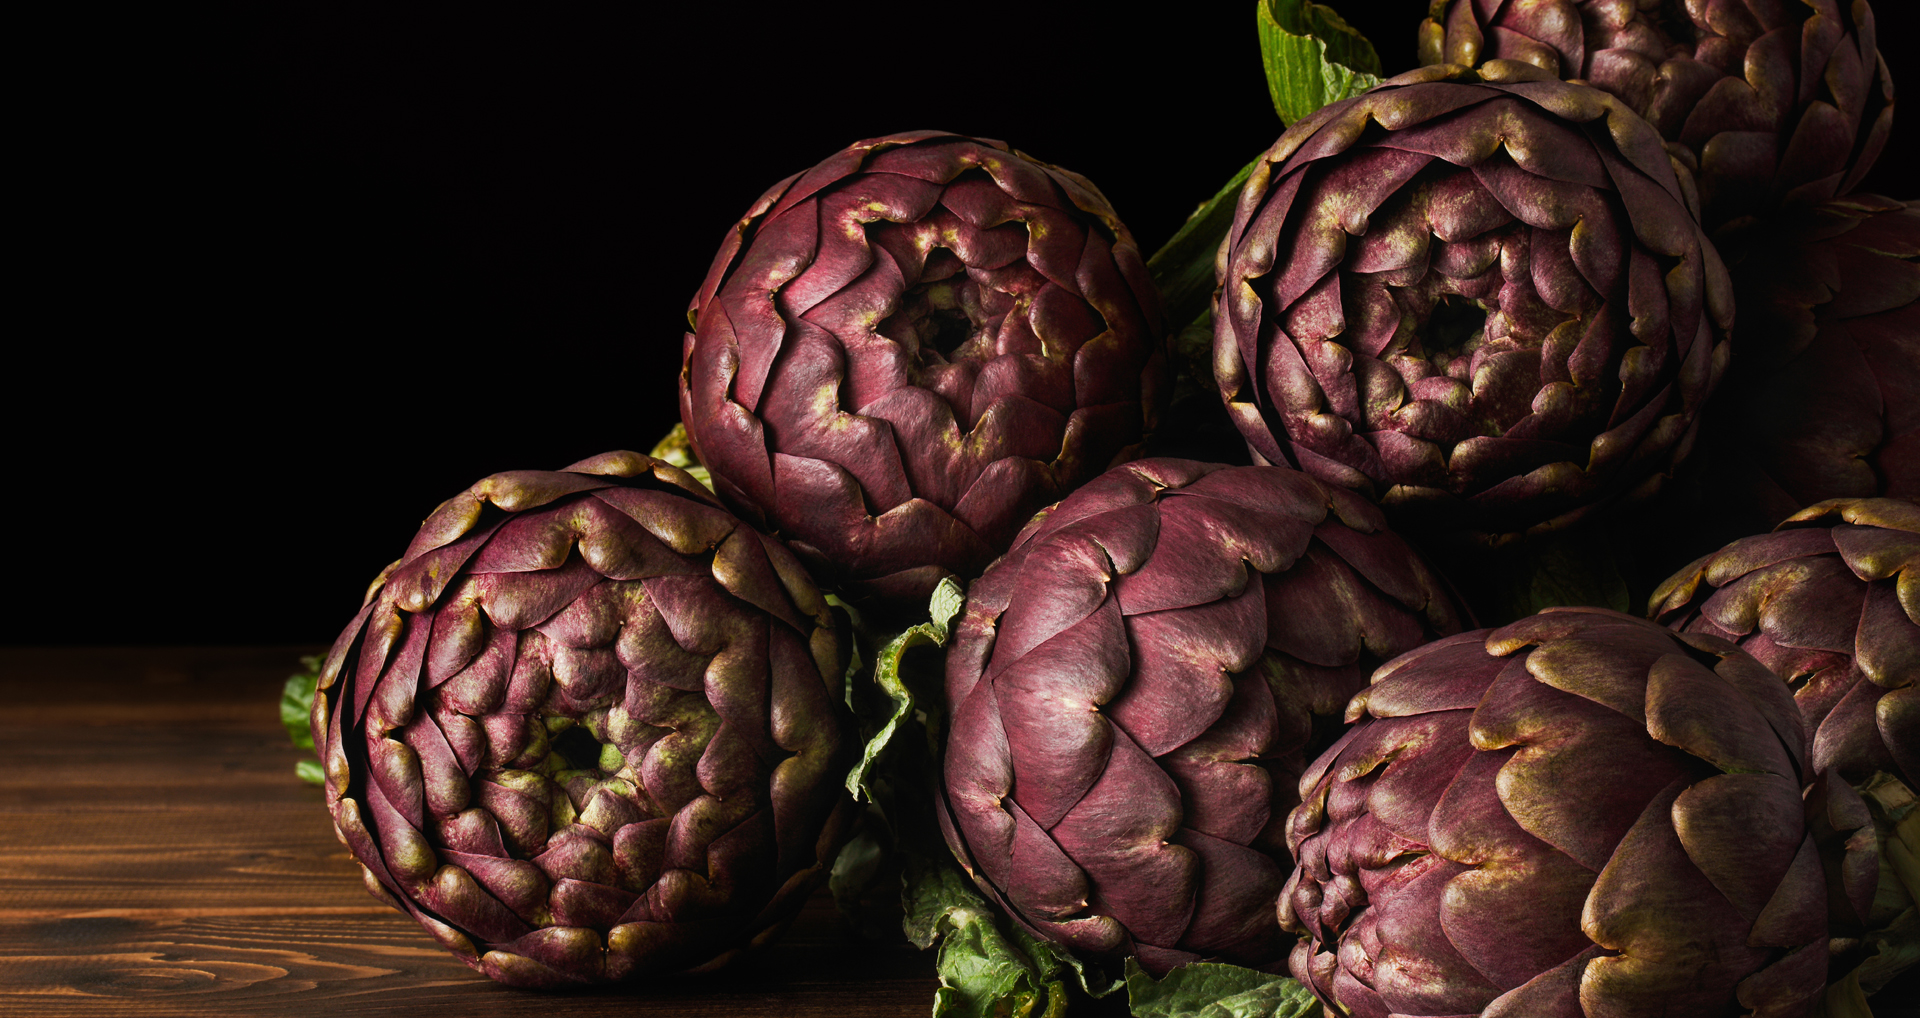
[295, 2, 1917, 1015]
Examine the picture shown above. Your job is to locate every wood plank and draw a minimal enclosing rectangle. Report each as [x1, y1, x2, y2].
[0, 815, 367, 914]
[0, 648, 940, 1015]
[15, 646, 1902, 1016]
[0, 899, 938, 1017]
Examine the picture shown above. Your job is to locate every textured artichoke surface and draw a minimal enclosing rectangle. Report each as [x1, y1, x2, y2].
[1281, 607, 1828, 1017]
[1215, 64, 1731, 542]
[1651, 497, 1919, 790]
[681, 130, 1168, 605]
[1420, 0, 1894, 229]
[1687, 195, 1919, 535]
[312, 451, 855, 986]
[939, 458, 1465, 975]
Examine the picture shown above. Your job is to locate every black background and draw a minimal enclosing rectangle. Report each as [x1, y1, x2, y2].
[9, 2, 1914, 645]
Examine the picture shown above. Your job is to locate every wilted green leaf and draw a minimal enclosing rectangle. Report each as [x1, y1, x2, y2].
[905, 855, 1071, 1018]
[1021, 925, 1118, 1002]
[927, 579, 965, 635]
[827, 816, 907, 941]
[1126, 959, 1319, 1018]
[831, 825, 887, 912]
[827, 593, 867, 712]
[845, 577, 964, 802]
[1258, 0, 1383, 126]
[901, 860, 1026, 985]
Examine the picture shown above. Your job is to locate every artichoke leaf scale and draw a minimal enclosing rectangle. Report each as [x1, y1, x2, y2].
[1291, 599, 1846, 1014]
[1431, 758, 1599, 991]
[945, 461, 1465, 975]
[1109, 596, 1257, 757]
[686, 135, 1165, 598]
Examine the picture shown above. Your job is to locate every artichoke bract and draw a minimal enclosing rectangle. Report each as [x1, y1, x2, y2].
[1650, 497, 1919, 790]
[1281, 607, 1827, 1017]
[938, 459, 1466, 975]
[1420, 0, 1894, 230]
[1214, 64, 1731, 543]
[681, 130, 1168, 605]
[1690, 195, 1919, 535]
[311, 452, 855, 987]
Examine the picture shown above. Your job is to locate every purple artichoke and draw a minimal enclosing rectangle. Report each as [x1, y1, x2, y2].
[311, 451, 855, 986]
[1688, 195, 1919, 535]
[1650, 497, 1919, 791]
[938, 458, 1466, 975]
[680, 130, 1168, 604]
[1215, 63, 1731, 542]
[1281, 607, 1827, 1017]
[1420, 0, 1894, 229]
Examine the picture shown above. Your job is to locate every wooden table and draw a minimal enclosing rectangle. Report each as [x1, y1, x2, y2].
[10, 648, 1915, 1018]
[0, 647, 941, 1016]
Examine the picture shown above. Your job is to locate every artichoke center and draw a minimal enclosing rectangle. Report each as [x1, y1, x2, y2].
[548, 721, 620, 775]
[1423, 295, 1487, 359]
[919, 295, 977, 359]
[879, 259, 991, 372]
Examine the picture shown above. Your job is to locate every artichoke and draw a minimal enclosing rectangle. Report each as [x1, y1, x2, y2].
[680, 130, 1168, 605]
[1281, 607, 1828, 1017]
[1686, 194, 1919, 537]
[1650, 497, 1919, 790]
[938, 458, 1466, 975]
[1419, 0, 1894, 229]
[1214, 63, 1731, 543]
[311, 451, 855, 986]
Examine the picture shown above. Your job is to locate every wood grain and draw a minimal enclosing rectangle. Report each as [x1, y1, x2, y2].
[9, 648, 1912, 1017]
[0, 648, 940, 1016]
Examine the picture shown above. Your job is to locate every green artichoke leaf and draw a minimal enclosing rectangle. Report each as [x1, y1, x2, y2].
[1257, 0, 1382, 127]
[1124, 959, 1320, 1018]
[647, 422, 714, 493]
[990, 904, 1117, 1002]
[1145, 3, 1381, 378]
[829, 593, 868, 713]
[1147, 157, 1259, 341]
[905, 854, 1071, 1018]
[831, 579, 968, 936]
[281, 656, 324, 785]
[280, 666, 317, 751]
[845, 577, 964, 803]
[830, 819, 887, 903]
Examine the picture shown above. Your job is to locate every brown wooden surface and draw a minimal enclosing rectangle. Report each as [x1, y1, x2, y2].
[0, 647, 941, 1016]
[10, 648, 1915, 1018]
